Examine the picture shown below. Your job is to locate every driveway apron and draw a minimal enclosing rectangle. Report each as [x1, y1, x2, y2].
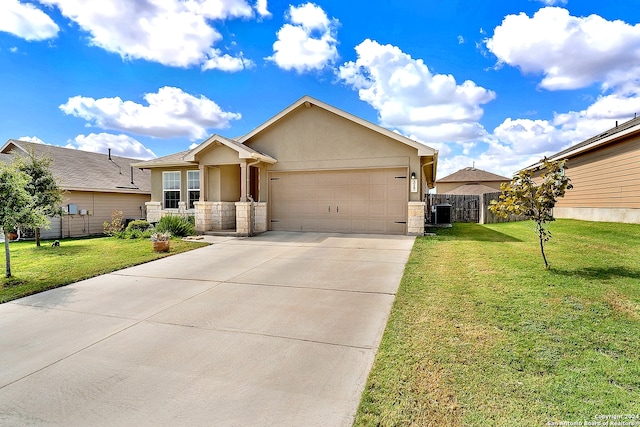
[0, 232, 414, 426]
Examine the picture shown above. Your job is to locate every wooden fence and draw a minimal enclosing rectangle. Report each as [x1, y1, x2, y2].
[426, 194, 479, 223]
[427, 192, 526, 224]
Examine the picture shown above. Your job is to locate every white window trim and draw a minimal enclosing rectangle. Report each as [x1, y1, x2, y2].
[187, 170, 200, 209]
[162, 171, 181, 209]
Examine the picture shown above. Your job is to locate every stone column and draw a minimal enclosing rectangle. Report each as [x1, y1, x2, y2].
[253, 202, 267, 233]
[407, 201, 426, 236]
[178, 201, 187, 216]
[194, 201, 214, 233]
[235, 201, 253, 236]
[145, 201, 162, 223]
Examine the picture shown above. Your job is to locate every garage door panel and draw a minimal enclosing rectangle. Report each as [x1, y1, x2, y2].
[269, 169, 408, 235]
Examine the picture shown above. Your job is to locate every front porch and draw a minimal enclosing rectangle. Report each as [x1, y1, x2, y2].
[144, 135, 276, 237]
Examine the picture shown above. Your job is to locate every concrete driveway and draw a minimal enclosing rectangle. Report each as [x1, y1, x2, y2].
[0, 231, 414, 426]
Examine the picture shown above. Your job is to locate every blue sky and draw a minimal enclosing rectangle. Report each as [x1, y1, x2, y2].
[2, 0, 640, 179]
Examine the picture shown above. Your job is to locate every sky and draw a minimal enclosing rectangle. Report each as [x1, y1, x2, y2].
[2, 0, 640, 180]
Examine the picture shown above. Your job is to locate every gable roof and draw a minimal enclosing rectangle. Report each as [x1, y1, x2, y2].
[239, 95, 437, 157]
[1, 140, 151, 194]
[529, 116, 640, 169]
[131, 95, 439, 187]
[437, 167, 510, 183]
[183, 134, 277, 163]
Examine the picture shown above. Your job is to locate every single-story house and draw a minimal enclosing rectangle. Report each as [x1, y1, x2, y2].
[1, 140, 151, 238]
[529, 117, 640, 224]
[134, 96, 438, 236]
[436, 167, 511, 195]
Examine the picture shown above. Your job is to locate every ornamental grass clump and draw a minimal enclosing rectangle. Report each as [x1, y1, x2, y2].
[155, 215, 195, 237]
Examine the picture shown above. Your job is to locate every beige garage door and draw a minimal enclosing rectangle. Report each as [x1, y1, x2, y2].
[269, 168, 408, 234]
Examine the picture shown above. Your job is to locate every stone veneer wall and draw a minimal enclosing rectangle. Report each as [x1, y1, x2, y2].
[253, 202, 267, 233]
[235, 202, 253, 236]
[407, 201, 426, 236]
[145, 202, 162, 223]
[194, 201, 236, 233]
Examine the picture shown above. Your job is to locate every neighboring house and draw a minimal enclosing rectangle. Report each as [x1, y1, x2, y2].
[436, 167, 511, 195]
[134, 96, 438, 236]
[529, 117, 640, 224]
[1, 140, 151, 238]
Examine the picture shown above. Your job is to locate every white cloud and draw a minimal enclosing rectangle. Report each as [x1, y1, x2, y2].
[202, 49, 252, 72]
[338, 39, 495, 145]
[38, 0, 256, 70]
[60, 86, 242, 140]
[18, 135, 48, 144]
[485, 7, 640, 91]
[67, 133, 156, 160]
[0, 0, 59, 41]
[268, 2, 339, 73]
[255, 0, 271, 17]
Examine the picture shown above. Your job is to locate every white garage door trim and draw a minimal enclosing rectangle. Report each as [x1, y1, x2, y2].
[268, 168, 408, 235]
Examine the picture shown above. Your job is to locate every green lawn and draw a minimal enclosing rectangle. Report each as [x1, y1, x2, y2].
[355, 219, 640, 426]
[1, 237, 209, 303]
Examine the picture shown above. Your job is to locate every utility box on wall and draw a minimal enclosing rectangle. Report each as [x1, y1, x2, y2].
[68, 204, 78, 215]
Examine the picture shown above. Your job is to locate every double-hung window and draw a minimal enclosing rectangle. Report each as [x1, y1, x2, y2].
[163, 171, 181, 209]
[187, 170, 200, 209]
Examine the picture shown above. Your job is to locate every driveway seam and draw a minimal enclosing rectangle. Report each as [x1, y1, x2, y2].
[141, 319, 376, 351]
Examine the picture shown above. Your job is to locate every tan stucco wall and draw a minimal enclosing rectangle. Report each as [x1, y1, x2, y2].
[219, 164, 240, 201]
[243, 104, 424, 202]
[197, 144, 242, 165]
[436, 181, 504, 194]
[555, 136, 640, 210]
[59, 191, 150, 238]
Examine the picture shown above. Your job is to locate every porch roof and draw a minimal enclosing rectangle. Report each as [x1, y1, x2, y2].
[184, 134, 277, 164]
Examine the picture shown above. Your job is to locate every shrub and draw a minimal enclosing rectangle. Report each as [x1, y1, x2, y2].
[126, 219, 150, 232]
[155, 215, 195, 237]
[103, 210, 124, 236]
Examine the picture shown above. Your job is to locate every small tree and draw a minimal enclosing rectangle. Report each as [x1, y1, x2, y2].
[489, 158, 573, 270]
[0, 161, 48, 277]
[19, 151, 64, 247]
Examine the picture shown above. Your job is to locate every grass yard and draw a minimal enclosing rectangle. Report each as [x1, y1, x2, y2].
[355, 219, 640, 426]
[0, 237, 209, 303]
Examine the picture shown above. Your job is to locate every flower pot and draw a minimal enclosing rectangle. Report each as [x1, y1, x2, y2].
[153, 240, 170, 252]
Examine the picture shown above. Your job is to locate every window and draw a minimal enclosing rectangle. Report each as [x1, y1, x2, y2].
[163, 171, 181, 209]
[187, 170, 200, 209]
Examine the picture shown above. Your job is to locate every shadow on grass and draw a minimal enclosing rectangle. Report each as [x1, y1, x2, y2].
[426, 223, 523, 242]
[551, 266, 640, 280]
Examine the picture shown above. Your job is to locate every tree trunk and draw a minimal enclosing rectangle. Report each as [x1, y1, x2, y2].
[35, 227, 41, 247]
[539, 232, 550, 270]
[4, 230, 11, 278]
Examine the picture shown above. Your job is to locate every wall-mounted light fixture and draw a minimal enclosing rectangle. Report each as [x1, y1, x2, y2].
[410, 172, 418, 193]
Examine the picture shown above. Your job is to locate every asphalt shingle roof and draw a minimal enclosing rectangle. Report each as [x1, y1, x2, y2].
[1, 140, 151, 193]
[437, 167, 511, 183]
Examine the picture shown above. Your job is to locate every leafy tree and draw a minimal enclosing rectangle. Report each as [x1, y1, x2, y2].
[0, 161, 48, 277]
[489, 158, 573, 270]
[19, 151, 64, 247]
